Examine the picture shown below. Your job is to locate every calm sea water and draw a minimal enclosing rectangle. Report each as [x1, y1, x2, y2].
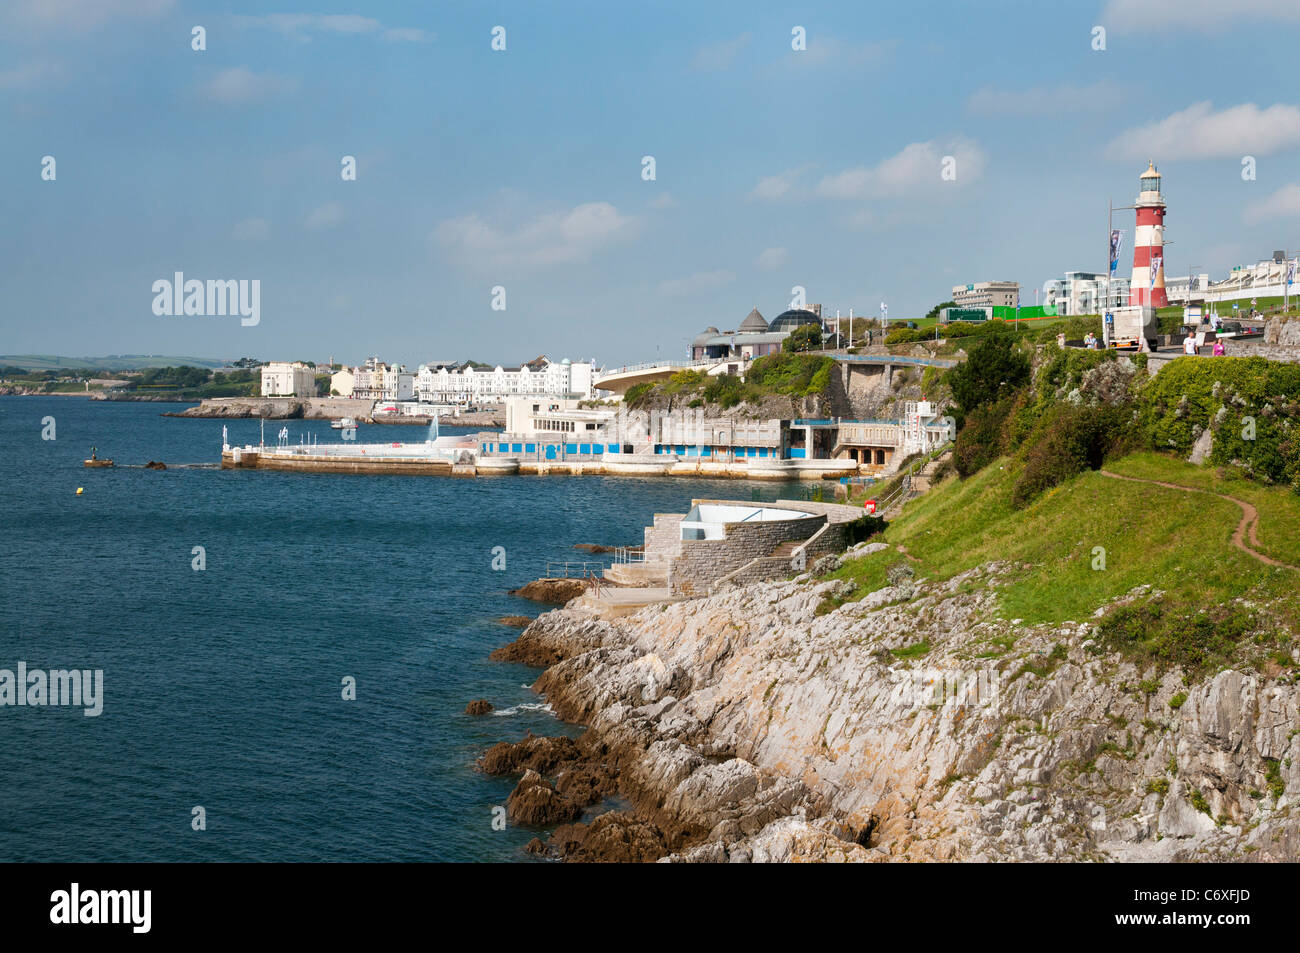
[0, 396, 808, 862]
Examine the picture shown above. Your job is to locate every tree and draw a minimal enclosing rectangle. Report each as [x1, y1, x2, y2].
[783, 323, 824, 353]
[926, 300, 956, 321]
[946, 336, 1030, 418]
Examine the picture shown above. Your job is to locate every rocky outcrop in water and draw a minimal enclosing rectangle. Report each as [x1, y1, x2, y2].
[489, 563, 1300, 862]
[505, 578, 590, 606]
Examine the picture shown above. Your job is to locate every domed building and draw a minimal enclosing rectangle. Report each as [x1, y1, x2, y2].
[768, 308, 824, 334]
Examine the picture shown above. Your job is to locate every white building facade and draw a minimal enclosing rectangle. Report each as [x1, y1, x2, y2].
[349, 357, 414, 402]
[415, 358, 595, 406]
[260, 361, 317, 397]
[1042, 271, 1131, 315]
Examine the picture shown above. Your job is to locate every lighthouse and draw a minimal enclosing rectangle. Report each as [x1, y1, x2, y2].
[1129, 161, 1167, 308]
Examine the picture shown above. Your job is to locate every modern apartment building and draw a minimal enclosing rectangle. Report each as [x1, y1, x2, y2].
[952, 281, 1020, 309]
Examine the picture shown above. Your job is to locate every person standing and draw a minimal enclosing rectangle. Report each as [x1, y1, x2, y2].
[1184, 333, 1198, 356]
[1213, 339, 1226, 356]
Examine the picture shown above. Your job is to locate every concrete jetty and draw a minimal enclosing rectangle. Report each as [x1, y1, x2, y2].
[220, 443, 860, 479]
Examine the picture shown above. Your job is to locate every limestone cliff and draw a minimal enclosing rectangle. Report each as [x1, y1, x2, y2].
[490, 556, 1300, 862]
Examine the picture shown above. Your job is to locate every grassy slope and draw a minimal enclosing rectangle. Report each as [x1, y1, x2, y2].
[830, 451, 1300, 627]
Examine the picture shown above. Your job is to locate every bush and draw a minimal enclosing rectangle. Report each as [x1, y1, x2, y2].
[624, 382, 653, 407]
[783, 323, 824, 353]
[946, 335, 1031, 419]
[840, 513, 887, 545]
[885, 328, 925, 345]
[1139, 356, 1300, 488]
[1011, 403, 1136, 506]
[747, 353, 835, 398]
[954, 393, 1017, 477]
[1096, 596, 1256, 676]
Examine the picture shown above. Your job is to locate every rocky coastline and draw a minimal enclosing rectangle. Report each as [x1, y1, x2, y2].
[483, 558, 1300, 862]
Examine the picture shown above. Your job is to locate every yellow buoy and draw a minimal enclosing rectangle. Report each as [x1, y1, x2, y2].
[76, 487, 84, 495]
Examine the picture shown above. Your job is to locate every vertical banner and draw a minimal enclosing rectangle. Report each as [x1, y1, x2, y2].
[1109, 229, 1122, 274]
[1149, 254, 1162, 290]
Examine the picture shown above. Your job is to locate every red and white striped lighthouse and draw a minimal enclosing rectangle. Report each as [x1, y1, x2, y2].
[1129, 161, 1167, 308]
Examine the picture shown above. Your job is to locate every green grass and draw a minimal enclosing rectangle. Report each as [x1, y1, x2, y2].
[826, 451, 1298, 627]
[1104, 452, 1300, 566]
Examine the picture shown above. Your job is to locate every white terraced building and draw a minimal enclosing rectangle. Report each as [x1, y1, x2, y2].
[347, 357, 414, 402]
[415, 357, 595, 405]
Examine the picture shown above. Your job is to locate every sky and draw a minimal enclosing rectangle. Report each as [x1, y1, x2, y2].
[4, 0, 1300, 368]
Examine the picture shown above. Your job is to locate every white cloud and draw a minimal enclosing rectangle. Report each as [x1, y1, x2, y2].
[1106, 101, 1300, 160]
[232, 217, 271, 240]
[756, 247, 788, 270]
[691, 33, 750, 71]
[1101, 0, 1300, 33]
[434, 202, 636, 269]
[750, 166, 810, 201]
[658, 270, 735, 296]
[202, 67, 298, 104]
[305, 203, 345, 229]
[648, 193, 678, 209]
[1244, 184, 1300, 223]
[785, 36, 895, 68]
[967, 80, 1125, 116]
[816, 138, 986, 199]
[8, 0, 173, 30]
[232, 14, 431, 42]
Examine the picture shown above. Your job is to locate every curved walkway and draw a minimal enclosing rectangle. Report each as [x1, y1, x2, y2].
[1098, 470, 1298, 571]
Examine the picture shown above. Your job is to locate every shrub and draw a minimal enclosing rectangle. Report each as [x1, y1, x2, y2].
[1096, 596, 1256, 677]
[783, 323, 824, 353]
[1169, 691, 1188, 709]
[747, 353, 835, 398]
[946, 335, 1031, 419]
[624, 382, 654, 407]
[954, 393, 1017, 477]
[843, 513, 887, 545]
[1011, 403, 1136, 506]
[885, 328, 926, 345]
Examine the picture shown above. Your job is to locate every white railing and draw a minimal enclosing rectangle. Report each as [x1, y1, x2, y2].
[597, 359, 715, 377]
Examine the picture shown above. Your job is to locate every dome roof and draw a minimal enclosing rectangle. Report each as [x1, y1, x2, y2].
[692, 326, 720, 346]
[1141, 160, 1161, 178]
[769, 309, 823, 333]
[738, 308, 768, 333]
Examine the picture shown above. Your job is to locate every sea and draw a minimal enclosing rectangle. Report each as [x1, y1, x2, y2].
[0, 396, 814, 861]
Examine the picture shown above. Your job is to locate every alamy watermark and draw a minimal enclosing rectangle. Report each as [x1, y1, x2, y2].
[894, 666, 1000, 709]
[152, 272, 260, 326]
[1, 662, 103, 716]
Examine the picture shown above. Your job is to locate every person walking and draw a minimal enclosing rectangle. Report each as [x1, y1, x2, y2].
[1183, 333, 1198, 356]
[1212, 338, 1226, 356]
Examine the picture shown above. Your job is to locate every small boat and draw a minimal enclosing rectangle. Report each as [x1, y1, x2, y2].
[331, 416, 357, 430]
[83, 458, 114, 468]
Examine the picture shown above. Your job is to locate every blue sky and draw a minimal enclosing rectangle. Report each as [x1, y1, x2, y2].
[4, 0, 1300, 368]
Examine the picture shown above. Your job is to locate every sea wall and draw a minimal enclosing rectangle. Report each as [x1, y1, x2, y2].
[667, 515, 824, 596]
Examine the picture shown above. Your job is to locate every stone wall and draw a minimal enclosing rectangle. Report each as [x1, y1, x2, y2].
[1220, 340, 1300, 364]
[669, 514, 825, 597]
[643, 513, 684, 562]
[709, 521, 852, 593]
[771, 499, 865, 524]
